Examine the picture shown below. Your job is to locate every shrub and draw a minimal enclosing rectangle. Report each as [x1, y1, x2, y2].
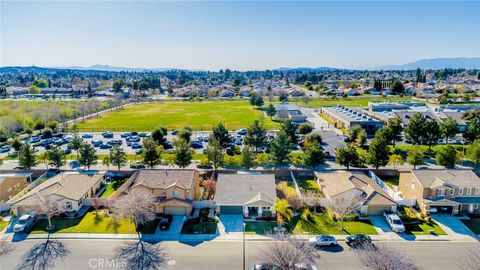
[233, 146, 241, 155]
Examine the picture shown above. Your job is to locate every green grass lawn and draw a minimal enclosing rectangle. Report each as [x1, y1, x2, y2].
[181, 218, 217, 234]
[460, 219, 480, 234]
[380, 175, 400, 187]
[245, 221, 277, 235]
[295, 175, 320, 192]
[403, 220, 446, 235]
[76, 101, 280, 131]
[291, 213, 378, 235]
[392, 144, 468, 156]
[290, 96, 415, 107]
[0, 219, 9, 231]
[31, 211, 137, 234]
[100, 178, 126, 198]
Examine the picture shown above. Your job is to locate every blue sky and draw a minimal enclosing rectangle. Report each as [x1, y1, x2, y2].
[1, 1, 479, 70]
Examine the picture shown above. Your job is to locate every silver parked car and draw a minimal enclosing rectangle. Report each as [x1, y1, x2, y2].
[13, 213, 37, 233]
[308, 234, 338, 246]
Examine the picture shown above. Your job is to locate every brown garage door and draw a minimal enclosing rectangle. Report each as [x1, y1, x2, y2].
[367, 205, 392, 216]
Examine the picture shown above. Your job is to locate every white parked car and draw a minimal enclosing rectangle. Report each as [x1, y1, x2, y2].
[384, 211, 405, 233]
[308, 235, 338, 246]
[13, 213, 36, 233]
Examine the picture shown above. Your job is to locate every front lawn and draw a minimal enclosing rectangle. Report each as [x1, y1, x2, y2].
[75, 101, 280, 131]
[291, 213, 378, 235]
[245, 221, 277, 235]
[403, 220, 446, 235]
[30, 211, 137, 234]
[461, 219, 480, 234]
[0, 219, 9, 231]
[181, 218, 217, 234]
[295, 175, 320, 192]
[100, 178, 127, 198]
[380, 175, 399, 187]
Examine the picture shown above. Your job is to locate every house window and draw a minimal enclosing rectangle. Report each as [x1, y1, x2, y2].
[467, 188, 472, 195]
[459, 188, 464, 195]
[411, 181, 415, 189]
[173, 191, 178, 198]
[65, 202, 72, 210]
[475, 188, 480, 195]
[474, 204, 479, 210]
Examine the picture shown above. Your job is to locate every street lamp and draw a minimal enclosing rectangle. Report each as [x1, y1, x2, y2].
[243, 222, 246, 270]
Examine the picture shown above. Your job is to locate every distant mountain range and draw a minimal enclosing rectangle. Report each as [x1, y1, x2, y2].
[377, 57, 480, 70]
[1, 57, 479, 73]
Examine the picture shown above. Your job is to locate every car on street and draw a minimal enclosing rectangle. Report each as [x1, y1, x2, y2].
[130, 162, 146, 169]
[131, 142, 142, 149]
[237, 128, 247, 135]
[159, 214, 173, 230]
[82, 133, 93, 139]
[191, 141, 203, 149]
[102, 131, 114, 138]
[384, 211, 405, 233]
[308, 235, 338, 246]
[0, 145, 11, 153]
[253, 263, 317, 270]
[345, 234, 372, 247]
[13, 213, 36, 233]
[29, 136, 41, 143]
[92, 140, 103, 147]
[121, 132, 131, 138]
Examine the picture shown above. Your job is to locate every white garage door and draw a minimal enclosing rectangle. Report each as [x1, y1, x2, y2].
[164, 206, 187, 215]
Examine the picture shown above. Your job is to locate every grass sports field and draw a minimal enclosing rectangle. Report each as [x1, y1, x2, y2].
[76, 101, 280, 131]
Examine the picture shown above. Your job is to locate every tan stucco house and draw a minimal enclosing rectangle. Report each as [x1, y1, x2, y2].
[317, 171, 397, 216]
[0, 173, 32, 203]
[215, 173, 276, 218]
[128, 169, 201, 215]
[11, 173, 105, 216]
[399, 169, 480, 215]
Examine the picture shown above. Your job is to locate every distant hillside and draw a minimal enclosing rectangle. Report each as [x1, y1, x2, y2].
[62, 65, 174, 72]
[379, 57, 480, 70]
[273, 67, 343, 72]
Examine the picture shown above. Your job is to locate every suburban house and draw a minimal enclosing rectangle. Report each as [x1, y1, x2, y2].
[0, 173, 32, 202]
[215, 173, 276, 218]
[317, 171, 397, 215]
[11, 173, 105, 216]
[399, 169, 480, 215]
[273, 103, 307, 123]
[128, 169, 201, 215]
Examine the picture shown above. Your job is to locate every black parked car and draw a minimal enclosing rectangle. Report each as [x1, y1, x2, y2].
[159, 214, 173, 231]
[345, 234, 372, 247]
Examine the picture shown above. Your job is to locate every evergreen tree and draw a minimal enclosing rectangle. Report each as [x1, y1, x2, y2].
[79, 142, 97, 170]
[302, 141, 326, 168]
[47, 145, 65, 170]
[205, 137, 224, 170]
[173, 138, 193, 168]
[440, 117, 458, 144]
[110, 145, 127, 170]
[245, 120, 268, 152]
[265, 104, 276, 119]
[367, 129, 390, 170]
[407, 146, 424, 169]
[177, 126, 193, 142]
[212, 123, 231, 149]
[404, 113, 427, 145]
[424, 120, 440, 150]
[151, 126, 168, 144]
[335, 146, 361, 169]
[240, 147, 256, 170]
[467, 139, 480, 167]
[18, 143, 37, 169]
[142, 138, 162, 168]
[436, 145, 458, 169]
[280, 119, 298, 146]
[465, 117, 480, 141]
[385, 116, 403, 146]
[69, 135, 83, 159]
[269, 130, 292, 165]
[391, 80, 405, 95]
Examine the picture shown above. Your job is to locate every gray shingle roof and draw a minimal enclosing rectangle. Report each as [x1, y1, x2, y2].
[411, 169, 480, 188]
[130, 169, 198, 190]
[214, 174, 276, 206]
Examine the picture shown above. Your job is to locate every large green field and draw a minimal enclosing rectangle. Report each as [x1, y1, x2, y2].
[76, 101, 280, 131]
[290, 96, 416, 107]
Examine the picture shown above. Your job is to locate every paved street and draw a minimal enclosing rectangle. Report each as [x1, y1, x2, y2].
[1, 239, 478, 270]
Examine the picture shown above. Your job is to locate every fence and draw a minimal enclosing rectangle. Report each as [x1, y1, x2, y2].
[368, 170, 404, 202]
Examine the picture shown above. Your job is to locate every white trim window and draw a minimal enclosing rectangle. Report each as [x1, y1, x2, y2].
[467, 188, 472, 195]
[459, 188, 464, 195]
[475, 187, 480, 195]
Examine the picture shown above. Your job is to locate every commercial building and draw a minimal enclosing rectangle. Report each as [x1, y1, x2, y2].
[321, 105, 383, 135]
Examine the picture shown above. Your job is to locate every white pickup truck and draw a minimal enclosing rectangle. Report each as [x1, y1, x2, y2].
[383, 211, 405, 233]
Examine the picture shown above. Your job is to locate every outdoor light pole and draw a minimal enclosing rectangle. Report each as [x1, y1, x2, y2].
[243, 222, 246, 270]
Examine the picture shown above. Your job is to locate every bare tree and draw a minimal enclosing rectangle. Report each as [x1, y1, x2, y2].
[37, 197, 62, 231]
[0, 235, 13, 256]
[355, 243, 418, 270]
[110, 189, 157, 237]
[323, 193, 363, 230]
[303, 190, 323, 213]
[463, 244, 480, 270]
[258, 234, 319, 270]
[18, 235, 70, 270]
[114, 240, 167, 270]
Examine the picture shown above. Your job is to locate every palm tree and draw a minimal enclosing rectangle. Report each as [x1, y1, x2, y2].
[274, 199, 293, 227]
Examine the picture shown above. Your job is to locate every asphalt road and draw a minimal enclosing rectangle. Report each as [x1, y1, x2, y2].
[1, 239, 478, 270]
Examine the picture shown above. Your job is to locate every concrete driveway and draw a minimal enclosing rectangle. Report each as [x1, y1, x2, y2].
[155, 215, 185, 236]
[431, 214, 477, 240]
[369, 216, 405, 240]
[218, 215, 244, 235]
